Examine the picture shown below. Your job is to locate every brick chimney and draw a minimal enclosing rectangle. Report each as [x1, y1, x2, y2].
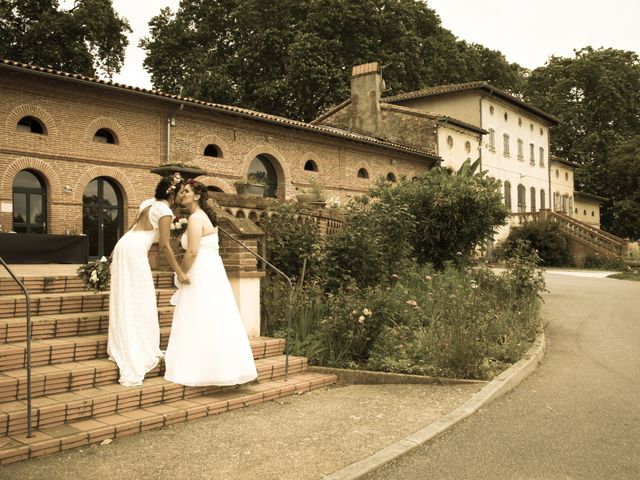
[350, 62, 382, 136]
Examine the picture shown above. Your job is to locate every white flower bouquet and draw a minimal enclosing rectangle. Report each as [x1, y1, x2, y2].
[76, 256, 111, 292]
[170, 216, 189, 237]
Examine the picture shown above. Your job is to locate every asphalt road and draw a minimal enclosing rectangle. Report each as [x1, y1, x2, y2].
[367, 271, 640, 480]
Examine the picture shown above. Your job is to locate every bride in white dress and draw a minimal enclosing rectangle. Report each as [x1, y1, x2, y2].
[164, 180, 258, 386]
[108, 174, 189, 387]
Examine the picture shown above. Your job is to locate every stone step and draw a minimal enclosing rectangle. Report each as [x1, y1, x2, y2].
[0, 330, 285, 372]
[0, 354, 307, 436]
[0, 371, 337, 465]
[0, 288, 175, 320]
[0, 307, 175, 343]
[0, 339, 288, 403]
[0, 272, 175, 296]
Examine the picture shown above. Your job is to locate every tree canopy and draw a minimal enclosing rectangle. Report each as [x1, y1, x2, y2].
[607, 135, 640, 239]
[141, 0, 523, 121]
[522, 47, 640, 232]
[0, 0, 131, 77]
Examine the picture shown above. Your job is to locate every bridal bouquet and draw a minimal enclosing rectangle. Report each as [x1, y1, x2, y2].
[77, 256, 111, 292]
[170, 216, 189, 237]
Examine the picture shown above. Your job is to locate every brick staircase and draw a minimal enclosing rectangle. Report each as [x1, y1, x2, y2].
[510, 210, 628, 260]
[0, 272, 336, 465]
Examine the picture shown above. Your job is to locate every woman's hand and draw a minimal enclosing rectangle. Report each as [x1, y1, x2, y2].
[176, 271, 190, 285]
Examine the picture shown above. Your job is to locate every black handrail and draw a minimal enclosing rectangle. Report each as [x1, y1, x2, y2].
[217, 226, 295, 380]
[0, 257, 33, 437]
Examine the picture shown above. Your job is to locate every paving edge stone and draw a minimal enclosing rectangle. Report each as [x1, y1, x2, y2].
[322, 332, 547, 480]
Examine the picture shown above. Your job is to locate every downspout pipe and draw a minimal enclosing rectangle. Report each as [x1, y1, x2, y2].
[167, 103, 184, 163]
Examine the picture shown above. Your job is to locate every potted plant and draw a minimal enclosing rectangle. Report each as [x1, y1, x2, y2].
[235, 172, 268, 196]
[296, 176, 327, 206]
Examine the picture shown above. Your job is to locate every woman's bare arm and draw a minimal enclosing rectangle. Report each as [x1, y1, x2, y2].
[158, 216, 190, 284]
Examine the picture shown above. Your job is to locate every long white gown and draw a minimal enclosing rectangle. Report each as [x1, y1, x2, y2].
[164, 228, 258, 386]
[107, 200, 173, 386]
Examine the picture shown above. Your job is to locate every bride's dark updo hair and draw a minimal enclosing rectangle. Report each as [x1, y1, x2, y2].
[155, 173, 184, 201]
[187, 180, 218, 227]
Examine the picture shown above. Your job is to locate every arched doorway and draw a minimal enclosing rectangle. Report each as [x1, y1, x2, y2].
[82, 177, 123, 257]
[12, 170, 47, 233]
[249, 155, 278, 198]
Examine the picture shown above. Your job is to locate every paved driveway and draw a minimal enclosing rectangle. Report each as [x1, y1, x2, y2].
[367, 271, 640, 479]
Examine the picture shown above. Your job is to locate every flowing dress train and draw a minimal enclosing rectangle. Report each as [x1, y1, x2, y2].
[164, 230, 258, 386]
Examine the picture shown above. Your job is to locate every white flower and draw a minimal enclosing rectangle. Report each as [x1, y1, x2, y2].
[90, 270, 98, 283]
[425, 275, 432, 281]
[179, 218, 188, 225]
[406, 300, 418, 307]
[170, 223, 176, 230]
[358, 315, 365, 324]
[99, 256, 108, 263]
[362, 308, 372, 317]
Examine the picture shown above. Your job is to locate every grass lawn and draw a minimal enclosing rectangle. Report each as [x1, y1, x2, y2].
[607, 271, 640, 281]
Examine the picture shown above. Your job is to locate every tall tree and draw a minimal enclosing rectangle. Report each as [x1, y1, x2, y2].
[141, 0, 523, 121]
[608, 136, 640, 239]
[522, 47, 640, 231]
[0, 0, 131, 77]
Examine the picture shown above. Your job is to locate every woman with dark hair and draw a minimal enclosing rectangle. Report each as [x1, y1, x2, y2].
[164, 180, 257, 386]
[108, 173, 189, 387]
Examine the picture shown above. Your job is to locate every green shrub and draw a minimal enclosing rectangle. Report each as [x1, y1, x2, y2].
[257, 202, 322, 281]
[583, 253, 626, 270]
[498, 220, 572, 267]
[370, 163, 508, 269]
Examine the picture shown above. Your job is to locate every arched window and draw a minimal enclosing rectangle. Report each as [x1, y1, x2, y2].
[304, 160, 318, 172]
[12, 170, 47, 233]
[93, 128, 118, 144]
[530, 187, 536, 212]
[204, 144, 221, 157]
[248, 154, 278, 198]
[540, 189, 546, 210]
[554, 191, 561, 211]
[504, 181, 512, 211]
[386, 172, 396, 183]
[357, 168, 369, 179]
[488, 129, 495, 149]
[517, 184, 526, 212]
[17, 116, 46, 135]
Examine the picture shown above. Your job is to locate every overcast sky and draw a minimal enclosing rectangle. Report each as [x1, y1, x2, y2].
[104, 0, 640, 89]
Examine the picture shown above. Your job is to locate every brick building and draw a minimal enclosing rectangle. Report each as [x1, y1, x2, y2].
[0, 59, 439, 258]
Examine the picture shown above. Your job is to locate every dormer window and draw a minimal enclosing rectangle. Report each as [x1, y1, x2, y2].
[17, 116, 46, 135]
[93, 128, 117, 144]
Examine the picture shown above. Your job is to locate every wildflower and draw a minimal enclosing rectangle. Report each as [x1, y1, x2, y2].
[470, 281, 479, 289]
[406, 300, 418, 307]
[351, 310, 358, 316]
[362, 308, 372, 317]
[358, 315, 365, 324]
[456, 251, 463, 256]
[390, 274, 400, 280]
[99, 256, 108, 263]
[90, 269, 99, 284]
[425, 275, 432, 281]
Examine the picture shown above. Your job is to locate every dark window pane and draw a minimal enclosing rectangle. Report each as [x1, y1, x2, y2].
[14, 170, 42, 189]
[103, 208, 120, 256]
[249, 155, 278, 198]
[83, 179, 99, 202]
[102, 181, 118, 207]
[13, 192, 27, 222]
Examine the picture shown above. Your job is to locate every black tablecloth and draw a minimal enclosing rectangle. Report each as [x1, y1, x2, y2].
[0, 233, 89, 264]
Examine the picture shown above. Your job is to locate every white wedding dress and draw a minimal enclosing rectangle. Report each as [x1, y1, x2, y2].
[164, 227, 258, 386]
[107, 199, 172, 386]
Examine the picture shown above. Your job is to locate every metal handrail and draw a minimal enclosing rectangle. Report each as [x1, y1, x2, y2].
[0, 257, 33, 437]
[217, 226, 295, 380]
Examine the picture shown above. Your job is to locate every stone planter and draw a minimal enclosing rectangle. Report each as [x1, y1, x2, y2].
[235, 182, 266, 197]
[150, 164, 207, 180]
[296, 193, 327, 207]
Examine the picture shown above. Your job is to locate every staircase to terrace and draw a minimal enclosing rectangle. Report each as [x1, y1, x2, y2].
[0, 270, 336, 465]
[510, 209, 628, 260]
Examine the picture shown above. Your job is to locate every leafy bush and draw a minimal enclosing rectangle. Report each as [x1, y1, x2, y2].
[583, 253, 626, 270]
[257, 202, 322, 281]
[370, 163, 508, 269]
[498, 219, 572, 267]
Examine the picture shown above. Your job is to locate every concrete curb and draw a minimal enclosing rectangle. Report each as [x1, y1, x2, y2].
[322, 332, 547, 480]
